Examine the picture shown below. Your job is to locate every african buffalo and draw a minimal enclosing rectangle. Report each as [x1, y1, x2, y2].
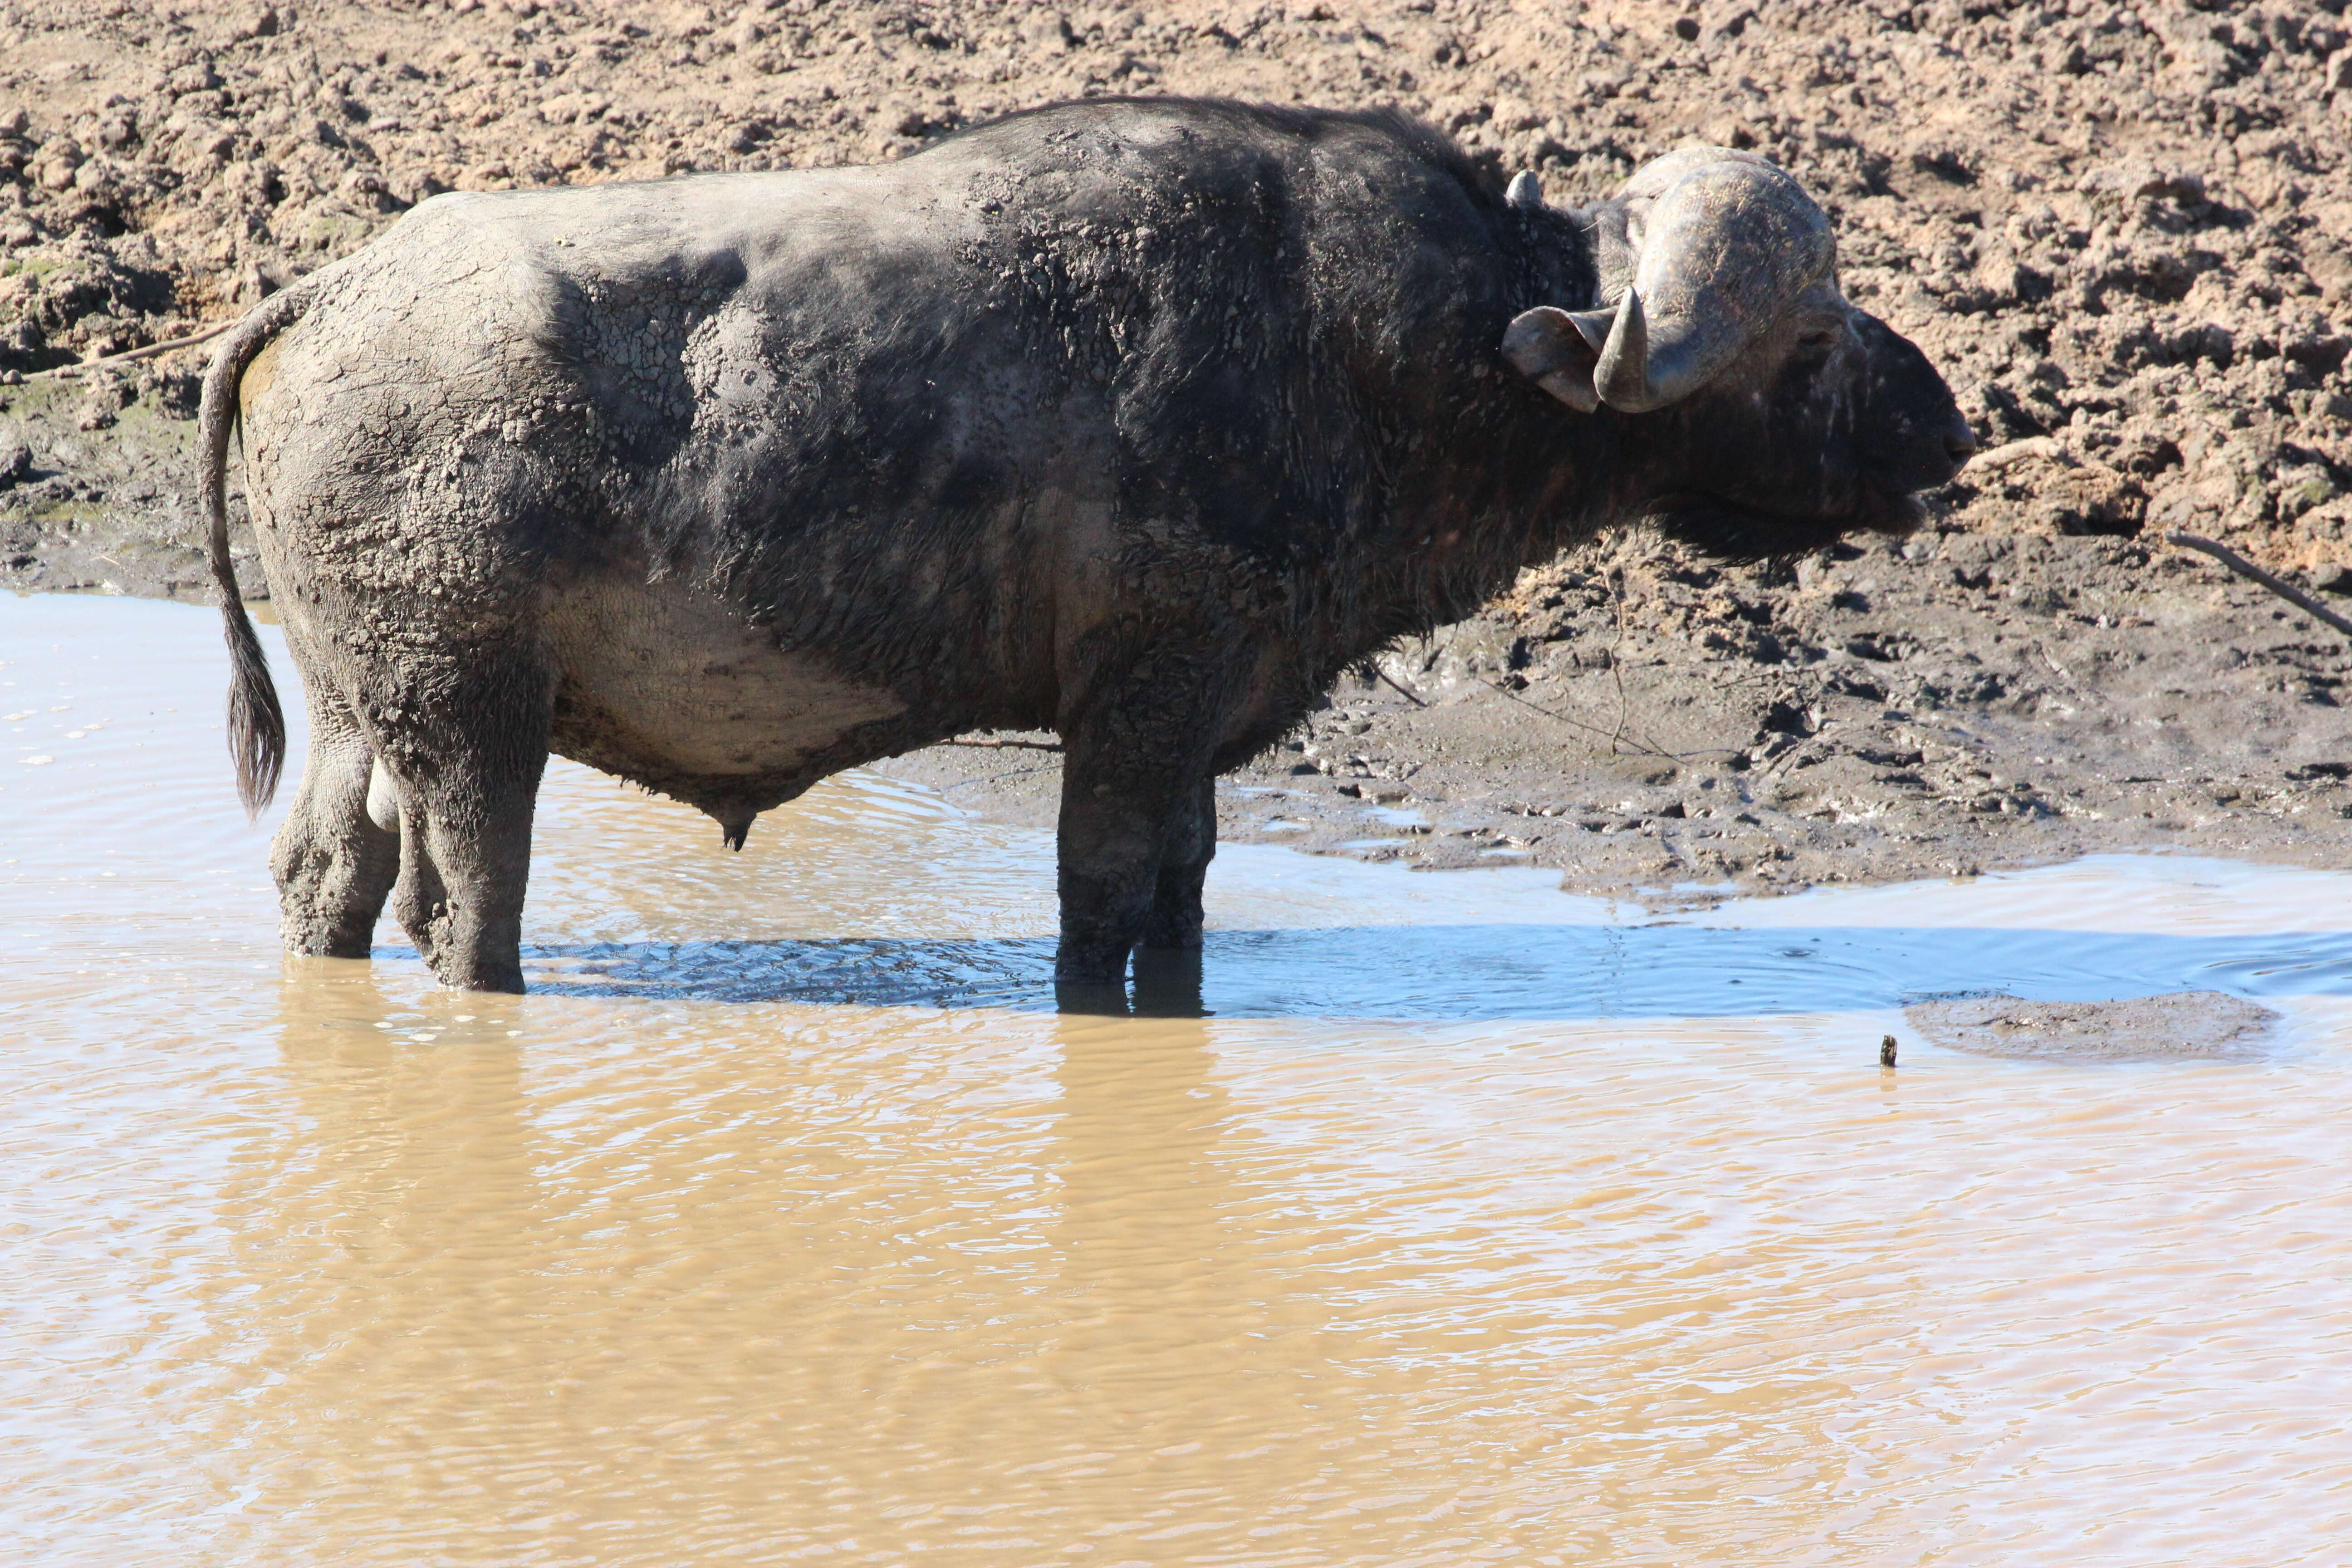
[198, 97, 1973, 993]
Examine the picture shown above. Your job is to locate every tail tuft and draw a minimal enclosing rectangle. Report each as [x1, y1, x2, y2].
[223, 598, 285, 818]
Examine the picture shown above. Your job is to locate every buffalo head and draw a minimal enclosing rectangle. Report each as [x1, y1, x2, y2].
[1503, 147, 1976, 560]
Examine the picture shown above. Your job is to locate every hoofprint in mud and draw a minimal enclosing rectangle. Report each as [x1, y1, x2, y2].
[198, 96, 1971, 992]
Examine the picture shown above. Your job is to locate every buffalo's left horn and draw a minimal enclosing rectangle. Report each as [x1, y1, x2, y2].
[1592, 151, 1836, 413]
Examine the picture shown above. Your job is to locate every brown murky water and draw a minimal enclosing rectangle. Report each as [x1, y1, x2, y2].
[6, 594, 2352, 1566]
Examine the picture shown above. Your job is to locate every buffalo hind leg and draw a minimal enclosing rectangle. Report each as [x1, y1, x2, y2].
[382, 651, 551, 994]
[271, 676, 399, 959]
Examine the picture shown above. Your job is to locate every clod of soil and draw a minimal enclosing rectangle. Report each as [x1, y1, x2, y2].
[1905, 990, 2283, 1062]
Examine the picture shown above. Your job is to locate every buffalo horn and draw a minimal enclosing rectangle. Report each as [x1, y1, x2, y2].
[1592, 151, 1835, 413]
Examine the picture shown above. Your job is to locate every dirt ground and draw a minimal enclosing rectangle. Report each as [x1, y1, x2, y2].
[5, 0, 2352, 901]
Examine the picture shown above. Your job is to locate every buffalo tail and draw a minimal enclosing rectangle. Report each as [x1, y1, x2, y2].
[197, 287, 309, 819]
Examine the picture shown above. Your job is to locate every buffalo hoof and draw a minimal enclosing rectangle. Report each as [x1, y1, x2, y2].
[427, 957, 528, 994]
[1129, 948, 1206, 1017]
[1053, 932, 1134, 989]
[1054, 978, 1132, 1016]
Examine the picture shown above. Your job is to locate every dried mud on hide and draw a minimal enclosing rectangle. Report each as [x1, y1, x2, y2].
[1905, 990, 2283, 1062]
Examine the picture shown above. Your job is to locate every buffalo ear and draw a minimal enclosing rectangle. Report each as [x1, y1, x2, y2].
[1502, 306, 1607, 413]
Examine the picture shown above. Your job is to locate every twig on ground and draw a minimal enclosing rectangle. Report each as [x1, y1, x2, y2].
[2167, 531, 2352, 642]
[1472, 672, 1631, 745]
[1470, 672, 1741, 761]
[943, 735, 1062, 751]
[1607, 564, 1635, 752]
[938, 763, 1061, 789]
[24, 318, 238, 380]
[1374, 667, 1429, 707]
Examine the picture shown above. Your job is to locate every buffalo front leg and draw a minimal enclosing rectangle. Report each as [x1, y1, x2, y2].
[1054, 668, 1225, 986]
[378, 651, 552, 994]
[1141, 774, 1216, 951]
[270, 676, 400, 959]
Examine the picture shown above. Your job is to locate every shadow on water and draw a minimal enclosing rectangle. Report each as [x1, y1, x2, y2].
[373, 921, 2352, 1018]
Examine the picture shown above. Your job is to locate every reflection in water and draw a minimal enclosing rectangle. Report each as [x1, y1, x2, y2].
[6, 594, 2352, 1566]
[182, 970, 1913, 1565]
[208, 962, 543, 1556]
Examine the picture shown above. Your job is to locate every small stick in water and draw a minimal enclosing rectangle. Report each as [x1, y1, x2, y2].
[1880, 1034, 1898, 1068]
[2167, 531, 2352, 642]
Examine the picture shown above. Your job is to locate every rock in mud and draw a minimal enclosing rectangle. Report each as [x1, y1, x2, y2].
[1905, 991, 2282, 1063]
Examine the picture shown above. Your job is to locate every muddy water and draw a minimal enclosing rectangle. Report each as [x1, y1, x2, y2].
[5, 593, 2352, 1567]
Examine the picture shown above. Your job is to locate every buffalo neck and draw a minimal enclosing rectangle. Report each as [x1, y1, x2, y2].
[1331, 193, 1632, 642]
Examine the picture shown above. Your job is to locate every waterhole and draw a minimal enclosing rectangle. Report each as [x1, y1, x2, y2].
[5, 594, 2350, 1565]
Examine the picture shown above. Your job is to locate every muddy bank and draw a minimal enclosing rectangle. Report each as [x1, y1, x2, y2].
[878, 522, 2352, 903]
[5, 0, 2352, 899]
[1905, 990, 2283, 1061]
